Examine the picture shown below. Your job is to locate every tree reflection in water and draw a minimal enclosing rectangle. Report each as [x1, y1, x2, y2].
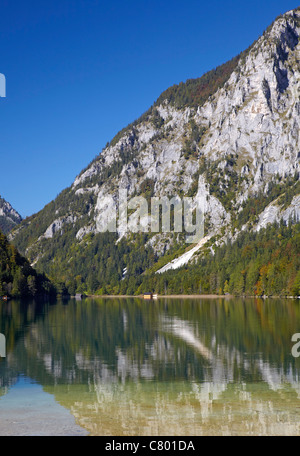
[0, 297, 300, 435]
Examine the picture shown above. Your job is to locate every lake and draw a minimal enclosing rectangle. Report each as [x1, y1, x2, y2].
[0, 296, 300, 436]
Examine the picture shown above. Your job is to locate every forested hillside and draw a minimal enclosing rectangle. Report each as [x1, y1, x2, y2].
[131, 220, 300, 297]
[0, 230, 55, 298]
[44, 220, 300, 298]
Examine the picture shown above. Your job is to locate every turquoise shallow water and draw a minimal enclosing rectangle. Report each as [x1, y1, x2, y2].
[0, 296, 299, 435]
[0, 376, 88, 436]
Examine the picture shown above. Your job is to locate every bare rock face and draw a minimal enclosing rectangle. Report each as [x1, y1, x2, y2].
[198, 9, 300, 189]
[10, 8, 300, 272]
[0, 196, 22, 234]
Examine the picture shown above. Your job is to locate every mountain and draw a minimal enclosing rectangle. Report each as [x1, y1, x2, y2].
[9, 8, 300, 296]
[0, 196, 22, 234]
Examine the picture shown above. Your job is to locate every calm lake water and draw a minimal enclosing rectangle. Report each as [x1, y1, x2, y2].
[0, 296, 300, 436]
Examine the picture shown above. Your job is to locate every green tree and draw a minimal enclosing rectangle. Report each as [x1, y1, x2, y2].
[292, 271, 300, 296]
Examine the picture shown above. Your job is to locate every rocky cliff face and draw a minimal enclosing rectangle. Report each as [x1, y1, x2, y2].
[0, 196, 22, 234]
[10, 8, 300, 284]
[199, 11, 300, 193]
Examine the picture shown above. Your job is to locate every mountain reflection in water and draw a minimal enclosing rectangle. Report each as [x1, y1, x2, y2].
[0, 297, 300, 436]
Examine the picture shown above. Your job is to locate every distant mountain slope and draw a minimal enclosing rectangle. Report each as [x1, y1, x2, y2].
[10, 7, 300, 296]
[0, 196, 22, 234]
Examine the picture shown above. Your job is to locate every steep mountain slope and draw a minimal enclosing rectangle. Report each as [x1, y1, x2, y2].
[10, 8, 300, 295]
[0, 196, 22, 234]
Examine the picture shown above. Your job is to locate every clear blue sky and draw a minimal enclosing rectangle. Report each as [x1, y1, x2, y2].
[0, 0, 298, 217]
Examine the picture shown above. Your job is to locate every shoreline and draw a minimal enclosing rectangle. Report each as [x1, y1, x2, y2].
[76, 294, 300, 300]
[76, 294, 230, 299]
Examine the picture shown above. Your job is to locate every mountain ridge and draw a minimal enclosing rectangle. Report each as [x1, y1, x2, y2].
[0, 196, 22, 234]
